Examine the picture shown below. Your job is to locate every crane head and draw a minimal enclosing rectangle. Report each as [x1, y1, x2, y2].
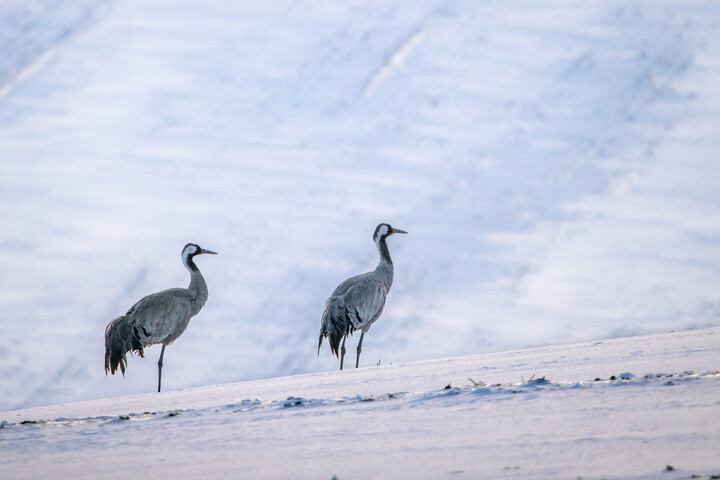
[374, 223, 408, 242]
[182, 243, 218, 259]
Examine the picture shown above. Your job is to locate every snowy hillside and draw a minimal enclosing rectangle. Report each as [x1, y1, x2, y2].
[2, 327, 719, 479]
[1, 0, 720, 411]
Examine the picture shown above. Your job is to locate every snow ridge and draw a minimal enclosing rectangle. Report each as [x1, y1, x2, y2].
[3, 369, 717, 428]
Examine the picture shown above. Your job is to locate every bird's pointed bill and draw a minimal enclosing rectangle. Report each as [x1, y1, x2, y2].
[200, 248, 218, 255]
[392, 228, 408, 234]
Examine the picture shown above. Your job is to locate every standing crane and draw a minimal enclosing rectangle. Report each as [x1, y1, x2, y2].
[318, 223, 407, 370]
[104, 243, 217, 392]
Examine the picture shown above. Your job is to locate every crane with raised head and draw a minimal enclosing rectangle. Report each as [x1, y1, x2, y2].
[104, 243, 217, 392]
[318, 223, 407, 370]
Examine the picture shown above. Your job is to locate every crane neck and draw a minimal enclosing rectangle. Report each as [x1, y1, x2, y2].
[374, 236, 395, 289]
[375, 236, 393, 265]
[184, 253, 200, 273]
[184, 255, 209, 310]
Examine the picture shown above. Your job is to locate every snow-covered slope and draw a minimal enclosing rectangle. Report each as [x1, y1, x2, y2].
[2, 327, 719, 480]
[1, 0, 720, 411]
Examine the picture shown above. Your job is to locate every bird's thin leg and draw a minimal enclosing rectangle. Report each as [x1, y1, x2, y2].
[157, 345, 166, 393]
[340, 336, 347, 371]
[356, 331, 365, 368]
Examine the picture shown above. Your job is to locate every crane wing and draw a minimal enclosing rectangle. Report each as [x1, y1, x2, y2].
[125, 288, 195, 346]
[341, 275, 389, 330]
[329, 272, 368, 297]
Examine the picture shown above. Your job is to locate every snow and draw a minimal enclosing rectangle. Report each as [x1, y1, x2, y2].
[1, 0, 720, 416]
[2, 327, 719, 479]
[3, 1, 719, 475]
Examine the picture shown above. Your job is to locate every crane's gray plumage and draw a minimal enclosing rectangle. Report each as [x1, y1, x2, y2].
[104, 243, 217, 392]
[318, 223, 407, 369]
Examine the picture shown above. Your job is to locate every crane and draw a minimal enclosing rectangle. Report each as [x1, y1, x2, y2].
[318, 223, 407, 369]
[104, 243, 217, 392]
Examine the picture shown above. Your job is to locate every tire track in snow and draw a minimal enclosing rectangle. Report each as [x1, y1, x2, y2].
[0, 0, 113, 99]
[362, 29, 425, 97]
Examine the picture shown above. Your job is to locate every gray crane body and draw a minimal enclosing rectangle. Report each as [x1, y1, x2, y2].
[104, 243, 216, 392]
[319, 223, 407, 369]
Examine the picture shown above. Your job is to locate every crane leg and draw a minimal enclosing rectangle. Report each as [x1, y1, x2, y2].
[339, 336, 347, 370]
[157, 345, 166, 393]
[355, 331, 365, 368]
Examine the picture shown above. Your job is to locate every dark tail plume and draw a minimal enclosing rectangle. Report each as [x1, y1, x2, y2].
[104, 315, 144, 376]
[319, 300, 350, 358]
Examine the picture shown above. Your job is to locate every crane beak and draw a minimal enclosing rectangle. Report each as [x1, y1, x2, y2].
[392, 228, 408, 235]
[200, 248, 218, 255]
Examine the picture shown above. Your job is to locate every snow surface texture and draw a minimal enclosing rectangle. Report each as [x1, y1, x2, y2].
[1, 0, 720, 410]
[2, 328, 719, 479]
